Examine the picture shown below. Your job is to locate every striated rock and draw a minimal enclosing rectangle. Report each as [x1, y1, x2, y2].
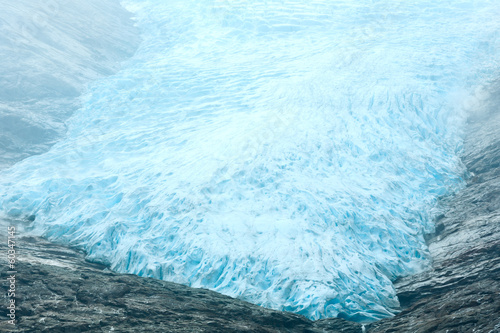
[363, 82, 500, 333]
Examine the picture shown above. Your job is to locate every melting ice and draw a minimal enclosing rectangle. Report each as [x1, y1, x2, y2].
[1, 0, 500, 321]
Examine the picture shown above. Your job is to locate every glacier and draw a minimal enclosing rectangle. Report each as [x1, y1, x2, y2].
[1, 0, 500, 322]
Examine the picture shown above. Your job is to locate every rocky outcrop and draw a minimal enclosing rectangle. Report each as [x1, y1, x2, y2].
[365, 83, 500, 333]
[0, 235, 362, 333]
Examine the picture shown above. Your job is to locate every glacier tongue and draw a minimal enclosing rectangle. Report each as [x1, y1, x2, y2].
[1, 0, 500, 322]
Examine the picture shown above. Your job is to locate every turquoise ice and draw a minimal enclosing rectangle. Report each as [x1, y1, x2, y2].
[1, 0, 500, 321]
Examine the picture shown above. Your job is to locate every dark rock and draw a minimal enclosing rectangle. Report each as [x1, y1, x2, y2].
[0, 233, 362, 332]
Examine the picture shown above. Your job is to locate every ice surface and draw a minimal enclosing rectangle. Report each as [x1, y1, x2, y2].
[1, 0, 500, 321]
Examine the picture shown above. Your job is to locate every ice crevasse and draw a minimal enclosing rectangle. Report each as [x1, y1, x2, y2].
[1, 0, 500, 322]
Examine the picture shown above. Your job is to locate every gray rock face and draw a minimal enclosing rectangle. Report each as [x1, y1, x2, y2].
[365, 82, 500, 333]
[0, 235, 361, 332]
[0, 0, 141, 170]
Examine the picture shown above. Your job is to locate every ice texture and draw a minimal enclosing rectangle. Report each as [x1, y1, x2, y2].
[1, 0, 500, 322]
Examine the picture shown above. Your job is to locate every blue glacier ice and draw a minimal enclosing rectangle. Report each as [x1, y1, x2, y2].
[1, 0, 500, 322]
